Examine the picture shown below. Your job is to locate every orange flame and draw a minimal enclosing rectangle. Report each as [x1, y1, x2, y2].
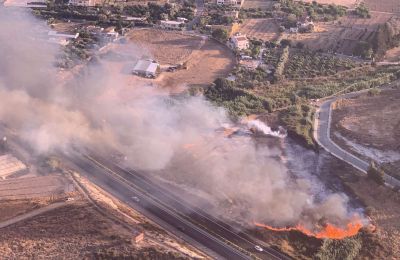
[255, 221, 363, 239]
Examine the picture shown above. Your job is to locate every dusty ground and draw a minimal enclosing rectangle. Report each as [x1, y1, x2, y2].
[331, 88, 400, 178]
[332, 88, 400, 151]
[297, 0, 358, 8]
[0, 173, 207, 259]
[128, 29, 203, 65]
[384, 46, 400, 62]
[239, 19, 280, 42]
[103, 29, 235, 92]
[364, 0, 400, 14]
[284, 12, 394, 55]
[242, 0, 274, 10]
[0, 175, 72, 200]
[0, 199, 52, 222]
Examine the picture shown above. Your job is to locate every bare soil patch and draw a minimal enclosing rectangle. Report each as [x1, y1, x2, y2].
[128, 29, 203, 65]
[297, 0, 358, 8]
[239, 19, 280, 42]
[0, 173, 207, 259]
[332, 88, 400, 152]
[242, 0, 274, 10]
[106, 29, 235, 91]
[364, 0, 400, 14]
[285, 12, 394, 55]
[155, 39, 236, 89]
[384, 46, 400, 62]
[0, 175, 72, 200]
[331, 88, 400, 178]
[0, 199, 46, 222]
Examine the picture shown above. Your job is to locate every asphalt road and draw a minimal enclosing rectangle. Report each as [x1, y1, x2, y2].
[67, 152, 290, 260]
[314, 93, 400, 187]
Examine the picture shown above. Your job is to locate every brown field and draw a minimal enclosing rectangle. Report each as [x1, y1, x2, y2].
[285, 12, 394, 55]
[364, 0, 400, 14]
[128, 29, 203, 65]
[239, 19, 280, 42]
[297, 0, 358, 8]
[384, 46, 400, 62]
[0, 173, 206, 259]
[242, 0, 274, 10]
[0, 175, 71, 200]
[105, 29, 235, 91]
[331, 88, 400, 175]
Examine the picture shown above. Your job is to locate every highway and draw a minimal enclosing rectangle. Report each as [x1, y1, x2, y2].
[314, 93, 400, 187]
[67, 152, 291, 260]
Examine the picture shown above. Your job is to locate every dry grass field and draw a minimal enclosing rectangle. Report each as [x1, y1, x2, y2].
[128, 29, 203, 65]
[239, 19, 280, 42]
[297, 0, 358, 8]
[285, 12, 394, 55]
[242, 0, 274, 10]
[364, 0, 400, 14]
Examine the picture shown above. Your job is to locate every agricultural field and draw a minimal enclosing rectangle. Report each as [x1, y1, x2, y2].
[284, 12, 395, 56]
[239, 19, 280, 42]
[297, 0, 358, 8]
[284, 50, 357, 79]
[364, 0, 400, 14]
[242, 0, 274, 10]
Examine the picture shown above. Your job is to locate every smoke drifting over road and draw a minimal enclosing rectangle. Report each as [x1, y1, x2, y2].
[0, 8, 364, 230]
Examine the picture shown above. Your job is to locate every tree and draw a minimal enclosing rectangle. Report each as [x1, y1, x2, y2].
[212, 28, 229, 43]
[367, 161, 385, 185]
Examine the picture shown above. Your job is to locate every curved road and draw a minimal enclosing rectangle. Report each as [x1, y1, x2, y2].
[314, 93, 400, 187]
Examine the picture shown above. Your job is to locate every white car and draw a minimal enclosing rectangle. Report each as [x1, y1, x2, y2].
[254, 245, 264, 252]
[132, 196, 140, 202]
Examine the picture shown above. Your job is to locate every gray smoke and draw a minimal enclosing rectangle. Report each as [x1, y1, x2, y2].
[0, 8, 362, 229]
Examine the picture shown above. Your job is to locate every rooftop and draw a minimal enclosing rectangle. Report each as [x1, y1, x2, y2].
[133, 59, 159, 74]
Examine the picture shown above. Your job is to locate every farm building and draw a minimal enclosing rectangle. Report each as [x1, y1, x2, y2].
[228, 33, 249, 50]
[160, 20, 185, 30]
[0, 154, 27, 179]
[132, 59, 160, 78]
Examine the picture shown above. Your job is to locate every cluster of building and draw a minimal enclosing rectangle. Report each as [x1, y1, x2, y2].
[160, 17, 189, 30]
[227, 33, 249, 50]
[289, 17, 315, 34]
[215, 0, 244, 8]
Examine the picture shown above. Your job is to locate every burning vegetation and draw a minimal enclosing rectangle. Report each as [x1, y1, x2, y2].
[255, 219, 364, 240]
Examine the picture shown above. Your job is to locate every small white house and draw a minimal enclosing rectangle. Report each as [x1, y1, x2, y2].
[160, 20, 185, 30]
[228, 34, 249, 50]
[132, 59, 160, 78]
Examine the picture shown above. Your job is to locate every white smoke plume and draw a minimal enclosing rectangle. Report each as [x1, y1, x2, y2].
[0, 8, 362, 229]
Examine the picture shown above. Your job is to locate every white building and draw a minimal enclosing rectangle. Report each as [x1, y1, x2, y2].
[160, 20, 185, 30]
[228, 34, 249, 50]
[132, 59, 160, 78]
[68, 0, 96, 6]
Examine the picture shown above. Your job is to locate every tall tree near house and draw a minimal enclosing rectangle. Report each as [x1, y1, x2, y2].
[212, 28, 229, 43]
